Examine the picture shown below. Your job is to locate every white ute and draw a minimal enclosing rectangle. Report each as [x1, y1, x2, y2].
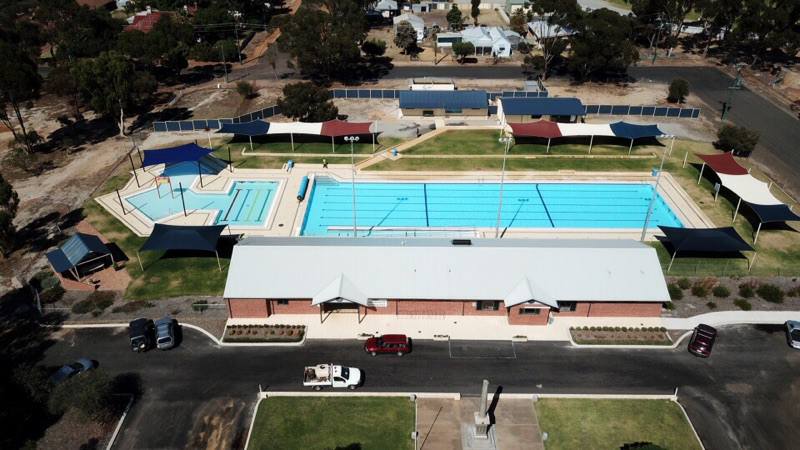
[303, 364, 362, 390]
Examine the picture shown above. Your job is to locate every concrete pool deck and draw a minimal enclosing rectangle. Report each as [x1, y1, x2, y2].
[96, 160, 713, 238]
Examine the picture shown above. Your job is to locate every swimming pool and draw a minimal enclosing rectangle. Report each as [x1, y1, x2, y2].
[300, 178, 683, 236]
[126, 164, 279, 227]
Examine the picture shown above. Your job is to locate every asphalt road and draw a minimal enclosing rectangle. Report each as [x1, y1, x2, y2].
[43, 325, 799, 450]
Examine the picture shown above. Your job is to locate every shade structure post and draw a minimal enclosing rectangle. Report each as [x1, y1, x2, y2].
[668, 136, 675, 156]
[215, 250, 222, 271]
[753, 222, 763, 244]
[628, 138, 634, 155]
[178, 182, 187, 216]
[207, 131, 213, 149]
[129, 153, 140, 187]
[496, 136, 512, 238]
[137, 147, 144, 168]
[116, 189, 126, 215]
[683, 150, 688, 168]
[331, 136, 335, 153]
[248, 135, 253, 151]
[228, 145, 233, 172]
[667, 250, 677, 272]
[290, 132, 294, 151]
[732, 197, 742, 222]
[640, 140, 668, 241]
[588, 135, 594, 154]
[372, 132, 375, 152]
[748, 251, 758, 272]
[697, 163, 705, 184]
[136, 250, 144, 272]
[546, 137, 551, 153]
[197, 161, 204, 187]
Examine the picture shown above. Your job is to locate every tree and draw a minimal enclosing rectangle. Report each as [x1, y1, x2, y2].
[278, 0, 368, 80]
[265, 44, 280, 80]
[471, 0, 481, 26]
[510, 9, 528, 36]
[46, 63, 83, 120]
[236, 81, 256, 98]
[452, 41, 475, 63]
[361, 39, 387, 60]
[394, 21, 418, 57]
[530, 0, 581, 80]
[632, 0, 696, 48]
[0, 41, 41, 154]
[517, 41, 532, 55]
[277, 82, 338, 122]
[40, 2, 122, 60]
[447, 4, 463, 31]
[73, 51, 157, 136]
[667, 78, 689, 103]
[716, 124, 760, 155]
[568, 9, 639, 81]
[0, 173, 19, 257]
[49, 370, 115, 422]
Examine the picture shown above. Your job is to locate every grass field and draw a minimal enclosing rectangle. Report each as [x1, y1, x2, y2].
[247, 397, 414, 450]
[535, 399, 702, 450]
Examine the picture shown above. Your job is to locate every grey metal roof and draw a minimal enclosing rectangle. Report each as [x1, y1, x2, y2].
[224, 238, 669, 305]
[46, 233, 110, 273]
[400, 90, 488, 110]
[500, 97, 586, 116]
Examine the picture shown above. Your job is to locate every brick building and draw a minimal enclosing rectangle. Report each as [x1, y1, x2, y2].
[223, 238, 669, 326]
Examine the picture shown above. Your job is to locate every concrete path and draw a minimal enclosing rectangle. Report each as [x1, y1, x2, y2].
[664, 311, 800, 329]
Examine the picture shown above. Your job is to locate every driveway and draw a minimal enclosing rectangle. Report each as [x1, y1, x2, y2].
[42, 324, 799, 450]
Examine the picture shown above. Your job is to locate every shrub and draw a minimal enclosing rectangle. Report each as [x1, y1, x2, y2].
[691, 284, 709, 297]
[706, 301, 717, 309]
[236, 81, 256, 99]
[677, 277, 691, 289]
[49, 370, 114, 422]
[40, 285, 66, 304]
[668, 283, 683, 300]
[667, 78, 689, 103]
[663, 302, 675, 310]
[712, 285, 731, 298]
[756, 284, 784, 303]
[111, 300, 154, 314]
[716, 124, 760, 156]
[738, 283, 755, 298]
[71, 292, 114, 315]
[192, 300, 209, 312]
[621, 327, 628, 332]
[734, 298, 752, 311]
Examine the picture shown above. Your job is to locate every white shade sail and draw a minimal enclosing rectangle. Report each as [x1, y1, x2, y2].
[557, 123, 615, 137]
[717, 173, 782, 205]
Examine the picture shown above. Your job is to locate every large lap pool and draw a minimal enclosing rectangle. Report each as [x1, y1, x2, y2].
[301, 178, 683, 236]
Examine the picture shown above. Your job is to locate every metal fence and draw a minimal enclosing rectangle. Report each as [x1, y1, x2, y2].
[584, 105, 701, 118]
[331, 88, 402, 99]
[153, 105, 281, 132]
[488, 90, 549, 99]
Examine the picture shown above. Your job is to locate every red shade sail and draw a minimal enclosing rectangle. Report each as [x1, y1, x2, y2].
[320, 120, 373, 137]
[509, 121, 562, 139]
[696, 152, 749, 175]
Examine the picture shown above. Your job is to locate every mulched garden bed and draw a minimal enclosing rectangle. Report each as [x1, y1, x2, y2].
[664, 276, 800, 318]
[570, 326, 672, 345]
[223, 324, 305, 343]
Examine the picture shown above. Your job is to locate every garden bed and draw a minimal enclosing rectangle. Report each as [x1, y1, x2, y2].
[223, 324, 305, 343]
[570, 326, 672, 345]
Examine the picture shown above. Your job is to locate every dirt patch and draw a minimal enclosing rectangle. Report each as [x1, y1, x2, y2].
[37, 402, 121, 450]
[184, 398, 248, 450]
[665, 276, 800, 317]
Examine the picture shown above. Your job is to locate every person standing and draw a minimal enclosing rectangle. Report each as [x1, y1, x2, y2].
[322, 158, 328, 169]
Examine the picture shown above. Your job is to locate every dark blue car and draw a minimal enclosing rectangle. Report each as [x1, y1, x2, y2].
[50, 358, 95, 384]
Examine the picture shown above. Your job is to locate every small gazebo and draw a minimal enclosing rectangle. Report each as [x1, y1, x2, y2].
[46, 233, 114, 281]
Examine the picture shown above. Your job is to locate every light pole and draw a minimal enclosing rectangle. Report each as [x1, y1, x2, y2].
[495, 136, 513, 238]
[640, 136, 673, 241]
[263, 3, 271, 30]
[345, 136, 360, 237]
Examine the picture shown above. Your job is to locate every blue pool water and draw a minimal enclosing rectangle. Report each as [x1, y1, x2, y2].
[301, 178, 683, 236]
[126, 163, 278, 226]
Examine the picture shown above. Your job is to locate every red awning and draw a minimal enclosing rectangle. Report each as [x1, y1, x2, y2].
[509, 121, 562, 139]
[320, 120, 373, 137]
[696, 152, 749, 175]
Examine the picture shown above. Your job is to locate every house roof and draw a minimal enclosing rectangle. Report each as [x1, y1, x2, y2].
[527, 19, 575, 39]
[400, 90, 487, 109]
[393, 13, 424, 27]
[500, 97, 586, 116]
[125, 11, 165, 33]
[76, 0, 114, 8]
[223, 237, 670, 305]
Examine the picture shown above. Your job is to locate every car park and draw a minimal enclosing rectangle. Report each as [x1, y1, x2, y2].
[364, 334, 411, 356]
[50, 358, 95, 384]
[129, 318, 155, 352]
[688, 324, 717, 358]
[786, 320, 800, 349]
[155, 316, 177, 350]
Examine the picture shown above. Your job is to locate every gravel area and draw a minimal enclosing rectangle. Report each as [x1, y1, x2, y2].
[664, 276, 800, 318]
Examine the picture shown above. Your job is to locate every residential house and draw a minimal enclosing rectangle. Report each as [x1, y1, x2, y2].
[459, 26, 521, 58]
[125, 8, 166, 33]
[527, 18, 576, 48]
[393, 13, 426, 43]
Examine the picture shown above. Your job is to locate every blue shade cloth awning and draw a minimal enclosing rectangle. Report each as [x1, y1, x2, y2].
[399, 90, 488, 110]
[500, 97, 585, 116]
[745, 203, 800, 224]
[217, 121, 270, 136]
[140, 224, 227, 253]
[46, 233, 110, 273]
[609, 122, 666, 139]
[658, 226, 753, 253]
[142, 143, 214, 167]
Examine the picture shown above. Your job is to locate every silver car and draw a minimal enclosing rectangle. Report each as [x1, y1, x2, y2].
[155, 317, 176, 350]
[786, 320, 800, 349]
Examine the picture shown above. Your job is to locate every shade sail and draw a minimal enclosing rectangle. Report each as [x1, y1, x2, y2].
[46, 233, 110, 273]
[697, 152, 748, 175]
[557, 123, 615, 137]
[609, 122, 665, 139]
[142, 143, 214, 167]
[140, 224, 226, 253]
[320, 120, 373, 137]
[716, 173, 782, 205]
[658, 226, 753, 253]
[500, 97, 585, 116]
[745, 203, 800, 224]
[509, 121, 562, 138]
[265, 121, 324, 135]
[217, 121, 270, 136]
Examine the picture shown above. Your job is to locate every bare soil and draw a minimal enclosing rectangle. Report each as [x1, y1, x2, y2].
[184, 398, 248, 450]
[664, 276, 800, 318]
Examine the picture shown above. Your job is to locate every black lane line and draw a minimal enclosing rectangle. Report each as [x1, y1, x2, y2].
[535, 184, 555, 228]
[423, 183, 430, 227]
[222, 189, 241, 222]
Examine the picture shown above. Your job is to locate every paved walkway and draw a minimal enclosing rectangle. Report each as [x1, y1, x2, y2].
[663, 310, 800, 329]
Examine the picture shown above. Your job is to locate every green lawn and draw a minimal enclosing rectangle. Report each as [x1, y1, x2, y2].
[233, 140, 378, 154]
[247, 397, 414, 450]
[535, 399, 702, 450]
[368, 156, 658, 172]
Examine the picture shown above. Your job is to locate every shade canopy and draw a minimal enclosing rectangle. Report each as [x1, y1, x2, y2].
[716, 173, 782, 205]
[320, 120, 373, 137]
[609, 122, 666, 139]
[140, 224, 227, 253]
[697, 152, 749, 175]
[658, 226, 753, 253]
[557, 123, 615, 137]
[217, 121, 270, 136]
[142, 143, 214, 167]
[745, 203, 800, 224]
[46, 233, 111, 273]
[508, 121, 562, 138]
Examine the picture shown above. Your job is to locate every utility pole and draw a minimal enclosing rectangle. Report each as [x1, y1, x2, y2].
[495, 136, 513, 238]
[220, 44, 229, 83]
[721, 64, 744, 119]
[640, 136, 673, 241]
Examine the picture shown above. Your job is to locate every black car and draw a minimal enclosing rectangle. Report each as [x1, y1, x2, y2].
[688, 324, 717, 358]
[129, 318, 155, 352]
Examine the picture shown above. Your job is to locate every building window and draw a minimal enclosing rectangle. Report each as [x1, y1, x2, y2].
[367, 299, 388, 308]
[558, 301, 577, 312]
[477, 301, 499, 311]
[445, 108, 463, 114]
[423, 110, 434, 117]
[276, 299, 289, 305]
[519, 307, 541, 315]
